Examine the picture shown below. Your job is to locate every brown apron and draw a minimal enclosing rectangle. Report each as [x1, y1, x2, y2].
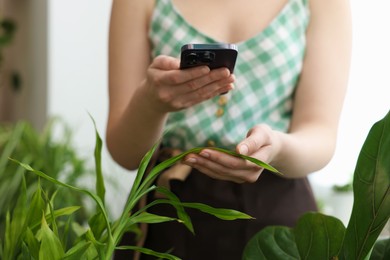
[115, 150, 317, 260]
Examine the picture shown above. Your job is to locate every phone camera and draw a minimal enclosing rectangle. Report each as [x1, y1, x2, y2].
[200, 51, 215, 63]
[185, 52, 198, 65]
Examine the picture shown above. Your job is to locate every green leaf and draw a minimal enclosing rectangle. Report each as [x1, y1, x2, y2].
[243, 226, 299, 260]
[370, 238, 390, 259]
[116, 245, 181, 260]
[242, 212, 345, 260]
[9, 158, 112, 241]
[341, 110, 390, 260]
[26, 179, 45, 230]
[63, 240, 92, 260]
[154, 187, 194, 233]
[294, 212, 345, 259]
[180, 202, 253, 221]
[88, 212, 107, 240]
[89, 114, 106, 205]
[140, 147, 281, 198]
[39, 215, 64, 260]
[127, 212, 177, 226]
[24, 227, 40, 260]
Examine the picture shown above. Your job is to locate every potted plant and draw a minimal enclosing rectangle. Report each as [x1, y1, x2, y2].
[243, 110, 390, 260]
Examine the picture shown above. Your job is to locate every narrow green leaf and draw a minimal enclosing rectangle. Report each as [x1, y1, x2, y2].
[39, 215, 64, 260]
[88, 114, 106, 205]
[154, 187, 194, 233]
[342, 110, 390, 260]
[127, 212, 178, 226]
[89, 212, 107, 240]
[139, 147, 281, 198]
[30, 206, 81, 231]
[116, 245, 181, 260]
[180, 202, 253, 220]
[63, 240, 92, 260]
[26, 178, 45, 230]
[127, 141, 160, 204]
[9, 158, 113, 241]
[24, 227, 40, 260]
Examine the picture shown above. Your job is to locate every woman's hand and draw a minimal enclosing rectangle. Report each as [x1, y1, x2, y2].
[183, 124, 282, 183]
[144, 55, 235, 112]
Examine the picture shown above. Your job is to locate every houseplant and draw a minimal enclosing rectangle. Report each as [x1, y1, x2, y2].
[0, 116, 280, 259]
[243, 110, 390, 260]
[0, 119, 91, 241]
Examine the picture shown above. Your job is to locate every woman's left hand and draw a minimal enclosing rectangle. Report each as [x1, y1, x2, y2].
[183, 124, 281, 183]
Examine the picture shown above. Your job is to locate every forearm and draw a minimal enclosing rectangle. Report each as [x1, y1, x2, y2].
[106, 85, 168, 170]
[271, 125, 337, 179]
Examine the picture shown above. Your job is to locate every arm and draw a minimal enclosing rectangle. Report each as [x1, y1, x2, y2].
[106, 0, 235, 170]
[183, 0, 352, 181]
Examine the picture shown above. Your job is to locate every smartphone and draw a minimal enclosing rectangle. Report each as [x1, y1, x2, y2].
[180, 43, 238, 73]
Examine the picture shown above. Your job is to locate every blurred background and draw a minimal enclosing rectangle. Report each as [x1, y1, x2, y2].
[0, 0, 389, 224]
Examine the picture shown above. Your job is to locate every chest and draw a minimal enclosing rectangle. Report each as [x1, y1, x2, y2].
[171, 0, 289, 43]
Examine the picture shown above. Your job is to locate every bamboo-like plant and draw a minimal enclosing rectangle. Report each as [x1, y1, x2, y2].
[0, 116, 280, 260]
[243, 110, 390, 260]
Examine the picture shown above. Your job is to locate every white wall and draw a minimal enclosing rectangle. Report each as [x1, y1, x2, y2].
[47, 0, 390, 218]
[48, 0, 135, 218]
[311, 0, 390, 186]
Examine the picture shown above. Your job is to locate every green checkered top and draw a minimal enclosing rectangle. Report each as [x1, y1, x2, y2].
[149, 0, 310, 150]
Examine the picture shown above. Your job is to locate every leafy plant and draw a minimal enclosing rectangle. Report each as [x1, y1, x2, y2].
[0, 117, 280, 259]
[0, 119, 91, 241]
[243, 110, 390, 260]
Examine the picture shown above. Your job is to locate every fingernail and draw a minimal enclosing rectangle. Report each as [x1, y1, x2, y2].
[199, 151, 210, 158]
[239, 144, 249, 155]
[185, 158, 197, 164]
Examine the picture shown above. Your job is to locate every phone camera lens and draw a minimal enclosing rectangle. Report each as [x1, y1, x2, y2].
[186, 53, 198, 65]
[201, 51, 215, 63]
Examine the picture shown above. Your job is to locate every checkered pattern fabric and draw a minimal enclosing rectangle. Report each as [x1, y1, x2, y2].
[149, 0, 310, 150]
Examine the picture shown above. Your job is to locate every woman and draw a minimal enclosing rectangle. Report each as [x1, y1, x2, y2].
[107, 0, 352, 259]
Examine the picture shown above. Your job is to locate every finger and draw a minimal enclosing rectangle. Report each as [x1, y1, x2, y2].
[199, 149, 260, 171]
[151, 55, 181, 70]
[184, 155, 245, 183]
[237, 125, 272, 156]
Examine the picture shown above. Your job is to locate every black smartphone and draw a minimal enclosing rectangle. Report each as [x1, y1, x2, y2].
[180, 43, 238, 73]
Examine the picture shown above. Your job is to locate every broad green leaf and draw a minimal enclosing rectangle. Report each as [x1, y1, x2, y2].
[39, 215, 64, 260]
[341, 111, 390, 260]
[116, 245, 180, 260]
[294, 212, 345, 260]
[243, 226, 299, 260]
[89, 114, 105, 205]
[370, 238, 390, 259]
[242, 212, 345, 260]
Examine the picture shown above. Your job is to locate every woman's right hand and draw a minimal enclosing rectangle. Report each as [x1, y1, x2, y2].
[144, 55, 235, 112]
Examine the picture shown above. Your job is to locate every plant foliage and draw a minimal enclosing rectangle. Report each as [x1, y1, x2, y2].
[0, 118, 279, 259]
[243, 110, 390, 260]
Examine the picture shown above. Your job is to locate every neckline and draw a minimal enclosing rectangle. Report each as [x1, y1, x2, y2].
[166, 0, 294, 46]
